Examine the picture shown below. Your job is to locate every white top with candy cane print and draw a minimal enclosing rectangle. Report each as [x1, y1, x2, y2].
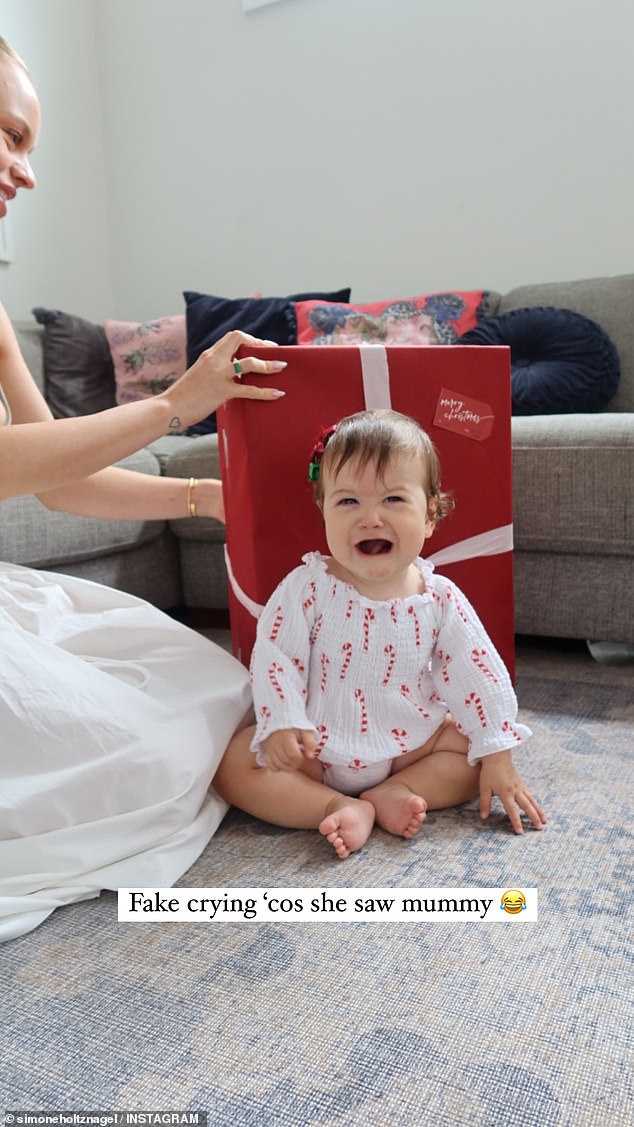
[249, 552, 531, 771]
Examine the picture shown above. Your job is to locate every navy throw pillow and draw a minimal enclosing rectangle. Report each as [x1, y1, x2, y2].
[457, 306, 620, 415]
[184, 287, 351, 434]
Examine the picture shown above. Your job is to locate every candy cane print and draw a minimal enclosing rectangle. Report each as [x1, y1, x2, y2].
[502, 720, 522, 743]
[437, 648, 452, 684]
[391, 727, 409, 754]
[320, 651, 330, 693]
[268, 662, 286, 702]
[390, 602, 399, 625]
[465, 691, 487, 728]
[290, 656, 307, 698]
[446, 588, 469, 624]
[407, 605, 422, 647]
[354, 688, 369, 734]
[315, 723, 329, 753]
[471, 648, 499, 684]
[399, 683, 431, 720]
[302, 581, 317, 613]
[340, 641, 353, 681]
[362, 607, 375, 652]
[259, 705, 271, 733]
[345, 598, 354, 620]
[347, 758, 367, 774]
[309, 613, 324, 645]
[382, 643, 396, 685]
[268, 605, 284, 643]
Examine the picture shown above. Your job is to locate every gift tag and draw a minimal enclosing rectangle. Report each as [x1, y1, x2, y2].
[433, 387, 495, 441]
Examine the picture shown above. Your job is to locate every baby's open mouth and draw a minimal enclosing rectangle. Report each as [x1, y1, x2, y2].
[357, 539, 392, 555]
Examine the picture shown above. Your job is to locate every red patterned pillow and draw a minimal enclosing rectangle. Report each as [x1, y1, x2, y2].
[104, 315, 187, 430]
[295, 291, 488, 346]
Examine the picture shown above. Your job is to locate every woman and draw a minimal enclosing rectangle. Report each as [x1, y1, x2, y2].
[0, 37, 286, 942]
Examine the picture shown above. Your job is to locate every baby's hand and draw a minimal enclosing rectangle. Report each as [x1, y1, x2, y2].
[479, 750, 547, 834]
[263, 728, 317, 772]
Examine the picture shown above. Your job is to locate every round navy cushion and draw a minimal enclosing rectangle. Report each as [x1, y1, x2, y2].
[457, 306, 620, 414]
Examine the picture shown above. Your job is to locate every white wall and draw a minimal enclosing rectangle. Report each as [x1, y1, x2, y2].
[1, 0, 113, 320]
[3, 0, 634, 321]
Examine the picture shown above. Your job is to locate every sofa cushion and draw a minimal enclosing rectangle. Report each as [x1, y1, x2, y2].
[32, 307, 116, 417]
[512, 413, 633, 555]
[145, 433, 209, 471]
[498, 273, 634, 412]
[183, 287, 351, 434]
[104, 315, 187, 430]
[295, 290, 492, 346]
[13, 322, 46, 393]
[458, 306, 620, 414]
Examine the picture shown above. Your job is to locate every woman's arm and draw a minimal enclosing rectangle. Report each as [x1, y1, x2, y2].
[0, 304, 285, 502]
[37, 465, 225, 522]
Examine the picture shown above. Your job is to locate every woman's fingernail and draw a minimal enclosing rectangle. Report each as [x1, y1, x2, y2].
[271, 390, 286, 398]
[272, 361, 287, 369]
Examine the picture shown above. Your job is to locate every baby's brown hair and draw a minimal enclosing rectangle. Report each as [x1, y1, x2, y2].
[312, 409, 454, 524]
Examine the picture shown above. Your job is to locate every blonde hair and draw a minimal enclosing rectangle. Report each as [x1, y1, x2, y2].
[314, 409, 454, 524]
[0, 37, 32, 77]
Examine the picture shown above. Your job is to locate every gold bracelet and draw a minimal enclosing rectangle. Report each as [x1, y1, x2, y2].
[187, 476, 198, 518]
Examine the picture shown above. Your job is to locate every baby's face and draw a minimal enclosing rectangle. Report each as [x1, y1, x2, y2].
[321, 451, 436, 600]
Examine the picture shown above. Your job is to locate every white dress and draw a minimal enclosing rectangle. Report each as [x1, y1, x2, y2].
[0, 564, 252, 942]
[0, 404, 251, 940]
[250, 553, 531, 793]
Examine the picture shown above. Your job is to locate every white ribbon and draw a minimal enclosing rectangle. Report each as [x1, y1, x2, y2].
[360, 345, 392, 409]
[428, 523, 514, 567]
[225, 524, 514, 623]
[224, 546, 265, 620]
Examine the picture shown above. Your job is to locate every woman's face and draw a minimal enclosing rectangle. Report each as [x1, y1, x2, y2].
[0, 53, 40, 217]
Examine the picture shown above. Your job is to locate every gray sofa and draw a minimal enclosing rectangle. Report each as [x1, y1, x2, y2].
[5, 272, 633, 646]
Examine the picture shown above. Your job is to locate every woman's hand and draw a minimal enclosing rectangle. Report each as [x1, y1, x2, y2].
[0, 317, 285, 504]
[159, 330, 286, 431]
[479, 749, 547, 833]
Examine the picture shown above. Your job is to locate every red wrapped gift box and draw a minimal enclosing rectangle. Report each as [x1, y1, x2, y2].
[217, 344, 515, 676]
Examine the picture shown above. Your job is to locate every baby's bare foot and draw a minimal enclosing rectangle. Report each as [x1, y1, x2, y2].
[319, 797, 375, 859]
[362, 783, 427, 839]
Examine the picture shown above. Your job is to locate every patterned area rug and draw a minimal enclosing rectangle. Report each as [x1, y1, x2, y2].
[1, 640, 632, 1125]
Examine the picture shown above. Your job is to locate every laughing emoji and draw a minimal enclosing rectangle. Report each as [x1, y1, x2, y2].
[501, 889, 527, 915]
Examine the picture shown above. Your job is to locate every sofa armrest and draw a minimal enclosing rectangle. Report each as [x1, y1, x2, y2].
[512, 411, 634, 448]
[0, 449, 167, 569]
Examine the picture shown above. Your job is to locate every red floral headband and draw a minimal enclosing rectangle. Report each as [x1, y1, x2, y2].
[308, 424, 337, 482]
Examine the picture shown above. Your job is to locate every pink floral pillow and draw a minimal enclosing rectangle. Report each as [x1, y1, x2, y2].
[295, 291, 489, 347]
[104, 315, 187, 430]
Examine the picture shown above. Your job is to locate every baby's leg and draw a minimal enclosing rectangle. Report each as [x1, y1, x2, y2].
[214, 726, 375, 859]
[361, 718, 479, 838]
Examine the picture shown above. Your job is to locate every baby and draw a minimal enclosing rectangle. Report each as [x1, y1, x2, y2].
[214, 408, 546, 857]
